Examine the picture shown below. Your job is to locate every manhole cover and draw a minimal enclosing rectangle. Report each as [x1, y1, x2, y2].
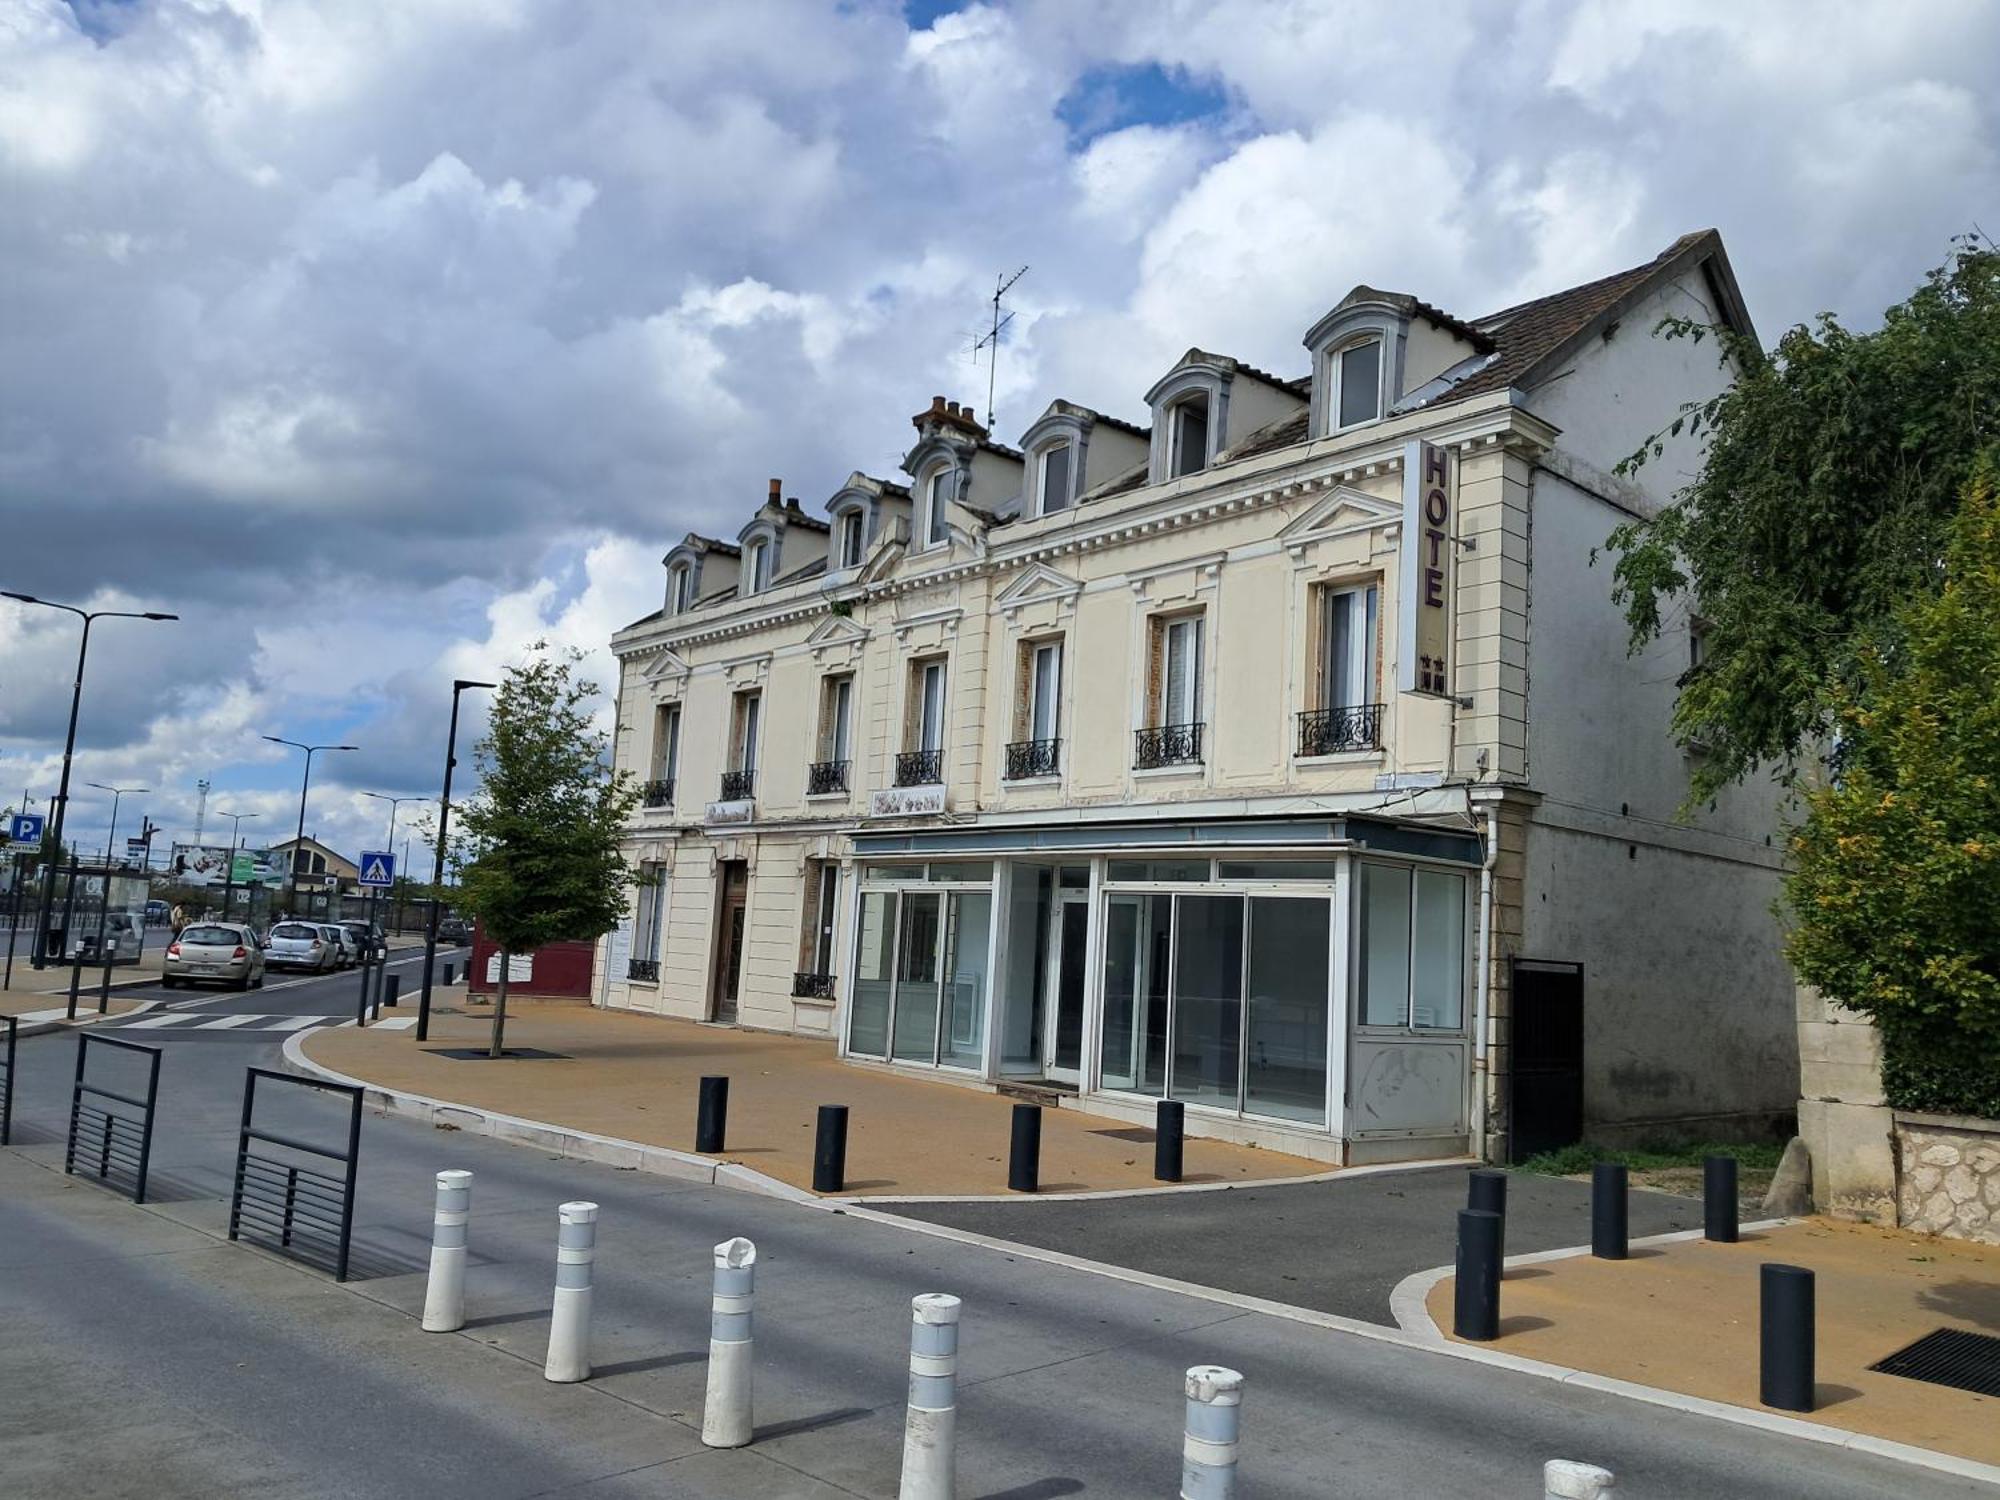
[1092, 1127, 1155, 1143]
[1868, 1327, 2000, 1398]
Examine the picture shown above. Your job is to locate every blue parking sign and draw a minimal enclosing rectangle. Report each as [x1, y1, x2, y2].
[8, 812, 44, 845]
[357, 850, 396, 888]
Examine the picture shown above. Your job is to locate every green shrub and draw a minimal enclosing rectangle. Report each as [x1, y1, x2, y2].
[1880, 1023, 2000, 1118]
[1515, 1141, 1784, 1176]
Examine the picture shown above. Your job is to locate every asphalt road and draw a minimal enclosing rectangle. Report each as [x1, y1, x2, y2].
[0, 984, 1985, 1499]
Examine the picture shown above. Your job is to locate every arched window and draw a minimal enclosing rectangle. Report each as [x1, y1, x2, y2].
[924, 465, 953, 548]
[744, 540, 774, 593]
[1036, 441, 1073, 514]
[1329, 338, 1384, 430]
[1169, 395, 1209, 478]
[666, 564, 691, 615]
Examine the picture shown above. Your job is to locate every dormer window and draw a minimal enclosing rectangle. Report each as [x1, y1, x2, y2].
[1036, 442, 1073, 515]
[665, 564, 691, 615]
[924, 466, 952, 548]
[1333, 338, 1384, 430]
[838, 511, 865, 569]
[1170, 396, 1209, 478]
[745, 540, 774, 593]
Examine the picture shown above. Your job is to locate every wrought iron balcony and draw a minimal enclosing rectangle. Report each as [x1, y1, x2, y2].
[718, 769, 756, 802]
[1134, 722, 1203, 770]
[641, 777, 674, 808]
[807, 759, 850, 796]
[1004, 737, 1061, 780]
[626, 958, 660, 983]
[1296, 703, 1385, 757]
[791, 970, 836, 999]
[894, 748, 945, 787]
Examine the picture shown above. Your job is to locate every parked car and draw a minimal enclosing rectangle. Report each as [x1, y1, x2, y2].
[340, 919, 386, 962]
[266, 920, 336, 972]
[437, 915, 471, 944]
[319, 923, 359, 969]
[162, 922, 265, 991]
[145, 899, 170, 927]
[70, 912, 144, 963]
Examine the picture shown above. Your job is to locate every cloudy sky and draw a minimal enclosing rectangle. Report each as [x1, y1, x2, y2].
[2, 0, 1994, 868]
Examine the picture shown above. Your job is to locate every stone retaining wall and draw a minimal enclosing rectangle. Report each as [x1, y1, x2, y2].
[1894, 1111, 2000, 1246]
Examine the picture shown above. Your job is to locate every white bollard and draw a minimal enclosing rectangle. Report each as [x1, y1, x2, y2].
[701, 1236, 757, 1449]
[421, 1169, 473, 1332]
[899, 1293, 961, 1500]
[1180, 1365, 1243, 1500]
[544, 1200, 598, 1383]
[1544, 1460, 1617, 1499]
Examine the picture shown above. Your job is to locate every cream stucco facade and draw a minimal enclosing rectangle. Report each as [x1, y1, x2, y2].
[597, 230, 1798, 1165]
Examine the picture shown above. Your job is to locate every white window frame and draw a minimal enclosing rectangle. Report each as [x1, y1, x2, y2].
[839, 511, 865, 569]
[925, 467, 952, 549]
[1356, 861, 1467, 1032]
[1029, 640, 1062, 743]
[733, 691, 761, 774]
[654, 703, 681, 783]
[1160, 614, 1203, 726]
[822, 673, 853, 762]
[1170, 397, 1209, 478]
[636, 865, 669, 961]
[809, 862, 840, 975]
[1320, 583, 1379, 711]
[1330, 337, 1385, 432]
[666, 565, 690, 615]
[1037, 442, 1073, 515]
[744, 541, 775, 593]
[918, 660, 948, 753]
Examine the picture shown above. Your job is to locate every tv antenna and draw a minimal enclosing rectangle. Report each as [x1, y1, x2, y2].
[972, 265, 1028, 431]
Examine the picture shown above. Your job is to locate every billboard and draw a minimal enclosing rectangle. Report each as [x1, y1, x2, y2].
[169, 844, 282, 887]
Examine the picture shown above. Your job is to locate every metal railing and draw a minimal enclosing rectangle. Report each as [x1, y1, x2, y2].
[228, 1068, 364, 1282]
[1004, 738, 1061, 779]
[1, 1015, 15, 1147]
[1134, 722, 1204, 769]
[719, 769, 756, 802]
[65, 1033, 163, 1203]
[807, 759, 850, 795]
[627, 957, 660, 982]
[1296, 703, 1385, 757]
[792, 971, 836, 999]
[895, 748, 945, 787]
[642, 777, 675, 808]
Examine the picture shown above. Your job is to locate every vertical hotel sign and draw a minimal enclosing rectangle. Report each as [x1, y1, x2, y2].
[1397, 439, 1455, 697]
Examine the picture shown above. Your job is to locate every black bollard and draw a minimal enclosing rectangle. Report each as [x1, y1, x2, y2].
[1760, 1263, 1816, 1411]
[1704, 1154, 1739, 1242]
[1467, 1168, 1508, 1267]
[1453, 1208, 1502, 1341]
[1008, 1103, 1042, 1193]
[1154, 1099, 1185, 1183]
[1591, 1161, 1629, 1260]
[697, 1075, 729, 1154]
[443, 961, 456, 987]
[813, 1104, 849, 1194]
[384, 973, 401, 1010]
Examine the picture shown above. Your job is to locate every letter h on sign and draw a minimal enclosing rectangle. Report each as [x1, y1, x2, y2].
[1397, 439, 1455, 698]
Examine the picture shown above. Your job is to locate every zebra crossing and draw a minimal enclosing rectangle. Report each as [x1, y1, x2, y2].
[111, 1012, 354, 1035]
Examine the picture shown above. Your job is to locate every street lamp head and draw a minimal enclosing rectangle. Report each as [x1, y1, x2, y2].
[1, 591, 40, 605]
[141, 612, 178, 621]
[453, 679, 499, 692]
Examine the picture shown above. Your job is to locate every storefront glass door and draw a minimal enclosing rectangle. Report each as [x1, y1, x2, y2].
[1044, 896, 1089, 1083]
[848, 877, 993, 1072]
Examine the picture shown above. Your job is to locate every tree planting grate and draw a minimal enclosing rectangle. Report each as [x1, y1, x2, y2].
[1091, 1127, 1155, 1143]
[1868, 1327, 2000, 1398]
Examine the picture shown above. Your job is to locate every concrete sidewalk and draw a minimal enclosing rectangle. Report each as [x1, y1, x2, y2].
[300, 998, 1333, 1198]
[1421, 1218, 2000, 1467]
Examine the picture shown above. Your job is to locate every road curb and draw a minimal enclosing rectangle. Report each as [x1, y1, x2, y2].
[277, 1030, 819, 1206]
[9, 996, 161, 1040]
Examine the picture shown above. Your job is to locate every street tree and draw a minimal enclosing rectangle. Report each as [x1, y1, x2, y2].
[453, 643, 640, 1057]
[1784, 459, 2000, 1116]
[1604, 237, 2000, 803]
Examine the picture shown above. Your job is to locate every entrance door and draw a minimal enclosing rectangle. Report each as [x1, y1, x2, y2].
[1042, 896, 1089, 1085]
[1509, 960, 1584, 1162]
[711, 861, 749, 1023]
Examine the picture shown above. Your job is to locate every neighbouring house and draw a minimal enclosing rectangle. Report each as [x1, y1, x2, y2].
[599, 229, 1797, 1166]
[265, 835, 360, 885]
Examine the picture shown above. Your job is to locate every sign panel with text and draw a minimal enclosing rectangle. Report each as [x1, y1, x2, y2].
[1396, 438, 1456, 698]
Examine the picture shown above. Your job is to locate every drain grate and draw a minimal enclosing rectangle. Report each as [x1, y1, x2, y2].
[1092, 1127, 1156, 1143]
[1868, 1327, 2000, 1398]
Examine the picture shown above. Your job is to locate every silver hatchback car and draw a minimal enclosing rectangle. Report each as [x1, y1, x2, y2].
[163, 922, 266, 991]
[266, 920, 335, 972]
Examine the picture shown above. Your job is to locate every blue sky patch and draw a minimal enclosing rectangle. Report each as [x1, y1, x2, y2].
[1056, 61, 1230, 146]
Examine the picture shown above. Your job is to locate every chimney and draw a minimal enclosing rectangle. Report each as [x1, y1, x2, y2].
[768, 477, 782, 504]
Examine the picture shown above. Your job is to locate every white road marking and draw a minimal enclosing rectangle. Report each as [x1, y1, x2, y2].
[267, 1015, 335, 1032]
[370, 1016, 418, 1031]
[196, 1013, 268, 1029]
[122, 1013, 202, 1029]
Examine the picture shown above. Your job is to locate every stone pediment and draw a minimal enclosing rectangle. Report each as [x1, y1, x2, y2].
[639, 647, 691, 683]
[992, 561, 1083, 618]
[1278, 484, 1401, 552]
[804, 614, 870, 649]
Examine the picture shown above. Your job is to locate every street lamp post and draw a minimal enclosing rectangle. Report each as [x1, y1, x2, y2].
[363, 792, 425, 939]
[418, 679, 495, 1041]
[216, 809, 259, 923]
[262, 736, 356, 920]
[2, 592, 178, 967]
[86, 782, 149, 866]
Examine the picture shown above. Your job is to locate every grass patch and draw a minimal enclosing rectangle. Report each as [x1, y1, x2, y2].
[1515, 1140, 1785, 1177]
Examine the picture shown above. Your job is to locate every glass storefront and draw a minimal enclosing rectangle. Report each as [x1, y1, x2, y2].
[844, 846, 1469, 1140]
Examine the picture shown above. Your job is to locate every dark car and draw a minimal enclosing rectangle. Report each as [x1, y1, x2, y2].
[437, 915, 471, 944]
[339, 920, 387, 961]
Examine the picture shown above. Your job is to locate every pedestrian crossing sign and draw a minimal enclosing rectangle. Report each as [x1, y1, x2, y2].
[358, 850, 396, 888]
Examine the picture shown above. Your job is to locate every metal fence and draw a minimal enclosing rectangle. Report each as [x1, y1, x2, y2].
[64, 1033, 163, 1203]
[228, 1068, 364, 1282]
